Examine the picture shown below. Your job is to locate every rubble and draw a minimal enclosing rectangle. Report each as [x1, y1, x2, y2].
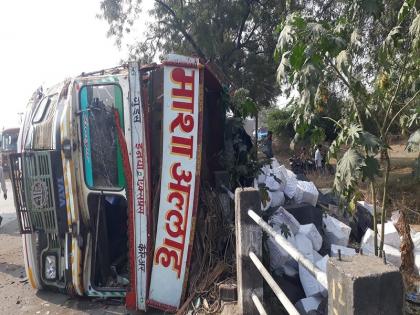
[361, 228, 402, 268]
[295, 296, 322, 314]
[299, 223, 323, 252]
[377, 221, 401, 249]
[259, 157, 418, 314]
[322, 214, 351, 247]
[268, 207, 301, 235]
[294, 181, 319, 207]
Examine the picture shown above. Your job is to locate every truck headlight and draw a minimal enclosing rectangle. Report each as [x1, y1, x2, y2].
[45, 255, 57, 280]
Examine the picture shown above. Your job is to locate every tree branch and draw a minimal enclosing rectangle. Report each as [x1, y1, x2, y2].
[236, 1, 251, 49]
[381, 53, 408, 135]
[155, 0, 207, 60]
[385, 89, 420, 135]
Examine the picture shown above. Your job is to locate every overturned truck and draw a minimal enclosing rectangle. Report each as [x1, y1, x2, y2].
[10, 54, 226, 312]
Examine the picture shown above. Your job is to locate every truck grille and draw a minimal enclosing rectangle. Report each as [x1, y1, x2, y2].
[10, 152, 59, 235]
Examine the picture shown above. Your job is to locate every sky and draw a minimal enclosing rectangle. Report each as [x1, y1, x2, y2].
[0, 1, 144, 129]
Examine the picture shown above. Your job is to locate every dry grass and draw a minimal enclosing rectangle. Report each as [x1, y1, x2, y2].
[272, 136, 420, 222]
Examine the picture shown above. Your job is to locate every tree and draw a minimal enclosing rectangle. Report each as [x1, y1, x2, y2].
[275, 0, 420, 255]
[99, 0, 285, 106]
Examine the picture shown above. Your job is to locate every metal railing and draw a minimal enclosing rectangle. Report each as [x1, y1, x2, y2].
[234, 188, 328, 315]
[247, 208, 328, 314]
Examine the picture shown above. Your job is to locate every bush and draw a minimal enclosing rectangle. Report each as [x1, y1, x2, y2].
[267, 108, 295, 139]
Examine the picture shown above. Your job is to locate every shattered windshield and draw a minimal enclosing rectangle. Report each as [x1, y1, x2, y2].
[79, 84, 125, 190]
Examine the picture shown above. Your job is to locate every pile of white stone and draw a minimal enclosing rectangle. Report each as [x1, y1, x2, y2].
[266, 207, 352, 313]
[360, 210, 420, 273]
[256, 158, 319, 210]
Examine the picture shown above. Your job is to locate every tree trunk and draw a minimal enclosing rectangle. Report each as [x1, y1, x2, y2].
[254, 114, 258, 160]
[371, 180, 378, 256]
[379, 148, 391, 255]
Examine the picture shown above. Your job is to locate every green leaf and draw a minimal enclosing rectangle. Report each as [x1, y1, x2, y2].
[398, 2, 411, 24]
[334, 148, 363, 192]
[291, 14, 306, 30]
[276, 25, 294, 54]
[290, 43, 306, 70]
[280, 223, 292, 238]
[346, 124, 362, 145]
[242, 98, 258, 117]
[361, 156, 381, 181]
[274, 47, 280, 63]
[410, 14, 420, 51]
[359, 131, 381, 153]
[360, 0, 382, 17]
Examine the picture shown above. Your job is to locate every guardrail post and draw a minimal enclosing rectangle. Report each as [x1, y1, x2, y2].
[327, 255, 404, 315]
[235, 187, 263, 315]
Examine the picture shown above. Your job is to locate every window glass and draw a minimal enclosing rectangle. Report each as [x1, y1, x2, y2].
[2, 133, 18, 151]
[33, 94, 58, 123]
[79, 84, 125, 189]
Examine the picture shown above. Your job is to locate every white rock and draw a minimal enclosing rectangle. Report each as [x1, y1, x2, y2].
[265, 174, 282, 191]
[361, 228, 401, 268]
[269, 207, 301, 235]
[316, 255, 329, 272]
[412, 232, 420, 249]
[296, 234, 324, 297]
[295, 296, 322, 314]
[414, 250, 420, 274]
[294, 181, 319, 207]
[299, 223, 323, 251]
[312, 250, 323, 262]
[278, 165, 298, 198]
[315, 255, 329, 297]
[295, 233, 313, 257]
[331, 244, 356, 257]
[267, 233, 296, 273]
[377, 221, 401, 248]
[270, 157, 281, 169]
[323, 215, 351, 247]
[299, 264, 323, 297]
[257, 172, 266, 185]
[270, 190, 285, 208]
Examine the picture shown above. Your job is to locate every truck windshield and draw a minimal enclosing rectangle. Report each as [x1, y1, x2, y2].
[79, 84, 125, 190]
